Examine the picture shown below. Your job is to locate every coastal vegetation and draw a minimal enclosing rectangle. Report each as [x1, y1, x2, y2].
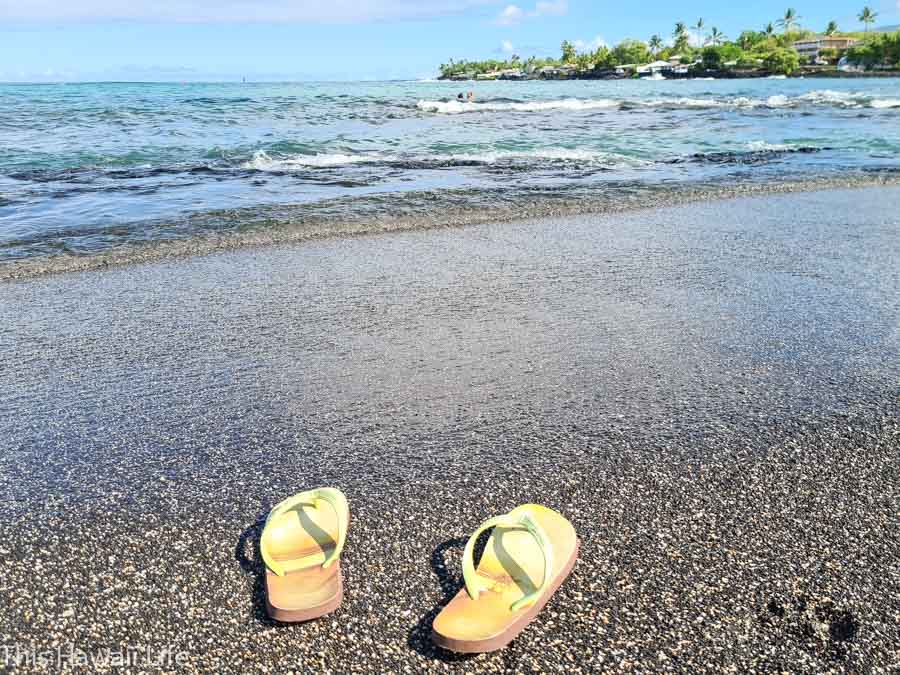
[438, 7, 900, 80]
[846, 31, 900, 66]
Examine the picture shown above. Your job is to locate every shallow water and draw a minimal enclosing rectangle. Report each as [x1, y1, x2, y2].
[2, 78, 900, 265]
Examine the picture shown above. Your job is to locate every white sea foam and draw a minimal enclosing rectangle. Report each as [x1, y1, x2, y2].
[798, 89, 858, 106]
[416, 98, 620, 114]
[418, 90, 900, 115]
[745, 141, 801, 152]
[444, 148, 647, 165]
[244, 150, 392, 170]
[244, 147, 643, 171]
[642, 97, 729, 108]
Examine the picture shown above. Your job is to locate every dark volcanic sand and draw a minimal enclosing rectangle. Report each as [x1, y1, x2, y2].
[0, 187, 898, 673]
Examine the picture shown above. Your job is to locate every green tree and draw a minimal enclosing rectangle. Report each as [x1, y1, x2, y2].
[673, 22, 690, 52]
[846, 30, 900, 67]
[649, 35, 664, 55]
[592, 45, 614, 68]
[764, 47, 800, 74]
[778, 8, 801, 33]
[694, 18, 706, 42]
[825, 20, 838, 36]
[575, 52, 594, 70]
[561, 40, 577, 63]
[738, 30, 766, 50]
[818, 47, 839, 63]
[611, 39, 652, 65]
[707, 27, 727, 46]
[858, 7, 877, 33]
[701, 46, 725, 69]
[764, 22, 776, 37]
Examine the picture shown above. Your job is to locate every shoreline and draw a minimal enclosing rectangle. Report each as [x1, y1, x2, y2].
[3, 173, 900, 283]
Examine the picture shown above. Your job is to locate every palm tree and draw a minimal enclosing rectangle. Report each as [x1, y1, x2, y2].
[777, 8, 801, 33]
[707, 27, 727, 46]
[825, 21, 838, 36]
[858, 7, 877, 33]
[673, 22, 691, 52]
[764, 22, 776, 37]
[694, 18, 706, 41]
[649, 35, 664, 56]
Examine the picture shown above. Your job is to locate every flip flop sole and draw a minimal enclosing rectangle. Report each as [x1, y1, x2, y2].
[431, 538, 580, 653]
[265, 566, 344, 623]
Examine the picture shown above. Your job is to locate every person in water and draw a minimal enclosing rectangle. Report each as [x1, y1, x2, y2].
[467, 91, 476, 102]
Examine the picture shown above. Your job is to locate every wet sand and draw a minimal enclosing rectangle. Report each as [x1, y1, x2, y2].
[4, 173, 900, 283]
[0, 187, 898, 672]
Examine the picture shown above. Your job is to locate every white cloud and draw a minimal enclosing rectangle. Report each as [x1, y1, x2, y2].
[501, 39, 515, 53]
[573, 35, 607, 52]
[494, 4, 525, 25]
[493, 0, 566, 25]
[0, 0, 499, 23]
[530, 0, 567, 17]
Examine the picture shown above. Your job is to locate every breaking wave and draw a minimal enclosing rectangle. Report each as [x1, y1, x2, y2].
[243, 148, 644, 172]
[416, 98, 620, 113]
[417, 91, 900, 114]
[244, 150, 394, 169]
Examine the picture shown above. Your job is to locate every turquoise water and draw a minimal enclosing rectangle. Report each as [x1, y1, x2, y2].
[1, 78, 900, 263]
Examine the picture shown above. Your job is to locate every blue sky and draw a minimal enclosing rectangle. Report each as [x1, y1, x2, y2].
[1, 0, 899, 81]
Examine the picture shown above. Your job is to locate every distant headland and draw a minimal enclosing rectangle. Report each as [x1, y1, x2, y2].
[438, 8, 900, 80]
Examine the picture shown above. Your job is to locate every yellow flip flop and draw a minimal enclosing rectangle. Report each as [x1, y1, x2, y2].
[260, 487, 349, 622]
[431, 504, 579, 653]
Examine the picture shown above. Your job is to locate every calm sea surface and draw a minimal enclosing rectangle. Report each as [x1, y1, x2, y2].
[1, 78, 899, 265]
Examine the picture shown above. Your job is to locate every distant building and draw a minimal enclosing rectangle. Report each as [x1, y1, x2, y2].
[538, 64, 580, 79]
[793, 36, 858, 61]
[636, 60, 673, 74]
[634, 60, 692, 77]
[497, 69, 525, 80]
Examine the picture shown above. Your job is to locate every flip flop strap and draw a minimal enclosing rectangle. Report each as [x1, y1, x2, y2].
[261, 487, 348, 576]
[462, 510, 553, 612]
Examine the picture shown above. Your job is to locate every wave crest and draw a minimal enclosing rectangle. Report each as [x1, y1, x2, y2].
[243, 147, 645, 172]
[417, 91, 900, 114]
[416, 98, 620, 114]
[243, 150, 392, 170]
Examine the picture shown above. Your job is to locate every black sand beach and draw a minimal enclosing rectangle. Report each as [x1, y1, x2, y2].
[0, 187, 898, 672]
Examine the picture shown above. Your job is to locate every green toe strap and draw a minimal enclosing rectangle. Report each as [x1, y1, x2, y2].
[462, 509, 553, 613]
[261, 487, 349, 576]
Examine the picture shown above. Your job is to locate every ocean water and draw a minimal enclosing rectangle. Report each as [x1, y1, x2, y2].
[2, 78, 900, 269]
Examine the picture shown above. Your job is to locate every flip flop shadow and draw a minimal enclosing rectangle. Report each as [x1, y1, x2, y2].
[235, 513, 288, 628]
[407, 535, 492, 662]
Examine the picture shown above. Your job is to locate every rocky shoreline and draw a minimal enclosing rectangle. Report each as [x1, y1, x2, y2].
[441, 67, 900, 81]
